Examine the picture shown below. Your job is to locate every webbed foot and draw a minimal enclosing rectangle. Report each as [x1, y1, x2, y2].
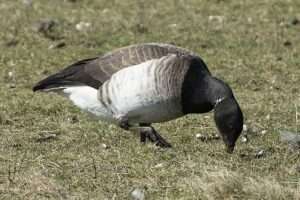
[139, 125, 172, 148]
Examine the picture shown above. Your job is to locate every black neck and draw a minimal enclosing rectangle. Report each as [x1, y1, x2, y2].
[181, 71, 233, 114]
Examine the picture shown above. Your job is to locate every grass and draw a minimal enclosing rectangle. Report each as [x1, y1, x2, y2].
[0, 0, 300, 199]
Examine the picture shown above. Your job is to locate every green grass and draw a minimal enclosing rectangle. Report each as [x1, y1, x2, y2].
[0, 0, 300, 199]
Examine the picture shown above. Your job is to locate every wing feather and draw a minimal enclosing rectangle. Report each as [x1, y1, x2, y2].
[33, 43, 209, 92]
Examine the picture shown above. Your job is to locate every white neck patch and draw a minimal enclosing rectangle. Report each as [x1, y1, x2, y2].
[215, 97, 225, 107]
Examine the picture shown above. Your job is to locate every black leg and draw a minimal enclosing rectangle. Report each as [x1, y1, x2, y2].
[140, 131, 147, 143]
[118, 118, 130, 130]
[139, 123, 172, 148]
[118, 120, 172, 148]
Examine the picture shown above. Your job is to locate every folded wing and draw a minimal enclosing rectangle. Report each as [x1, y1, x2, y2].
[33, 43, 209, 92]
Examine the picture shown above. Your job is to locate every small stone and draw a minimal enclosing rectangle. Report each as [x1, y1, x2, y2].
[75, 22, 91, 31]
[208, 15, 224, 23]
[255, 149, 265, 158]
[101, 143, 109, 149]
[212, 133, 220, 140]
[279, 22, 285, 27]
[261, 130, 267, 135]
[67, 115, 78, 124]
[130, 188, 145, 200]
[250, 126, 259, 134]
[271, 79, 276, 84]
[102, 8, 109, 14]
[195, 133, 206, 141]
[36, 131, 58, 142]
[8, 71, 13, 78]
[243, 124, 248, 132]
[153, 163, 163, 168]
[266, 114, 270, 120]
[241, 135, 248, 143]
[196, 133, 219, 141]
[48, 41, 66, 49]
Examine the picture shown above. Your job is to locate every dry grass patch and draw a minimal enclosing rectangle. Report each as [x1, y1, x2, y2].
[180, 167, 300, 200]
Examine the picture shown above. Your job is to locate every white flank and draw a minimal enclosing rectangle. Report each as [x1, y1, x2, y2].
[101, 55, 184, 124]
[62, 86, 114, 122]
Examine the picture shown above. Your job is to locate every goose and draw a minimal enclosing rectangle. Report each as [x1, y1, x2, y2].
[33, 43, 243, 153]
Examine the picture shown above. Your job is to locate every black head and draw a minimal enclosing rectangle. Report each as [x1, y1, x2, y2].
[180, 59, 243, 153]
[214, 97, 243, 153]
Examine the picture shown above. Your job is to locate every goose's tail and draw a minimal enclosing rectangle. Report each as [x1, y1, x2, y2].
[33, 58, 101, 92]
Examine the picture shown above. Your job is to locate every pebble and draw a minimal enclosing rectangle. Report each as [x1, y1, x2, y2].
[153, 163, 164, 168]
[48, 41, 66, 49]
[213, 134, 220, 140]
[67, 115, 78, 124]
[101, 143, 109, 149]
[208, 15, 224, 23]
[8, 71, 13, 78]
[243, 124, 248, 132]
[102, 8, 109, 14]
[261, 130, 267, 135]
[255, 149, 265, 158]
[130, 188, 145, 200]
[196, 133, 220, 141]
[195, 133, 206, 141]
[75, 22, 91, 31]
[36, 131, 58, 142]
[169, 23, 177, 28]
[279, 22, 286, 27]
[241, 135, 248, 143]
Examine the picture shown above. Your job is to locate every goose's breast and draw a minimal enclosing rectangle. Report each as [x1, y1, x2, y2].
[99, 58, 185, 124]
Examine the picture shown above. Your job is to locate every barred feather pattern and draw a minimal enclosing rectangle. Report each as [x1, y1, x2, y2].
[96, 54, 192, 124]
[85, 43, 202, 85]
